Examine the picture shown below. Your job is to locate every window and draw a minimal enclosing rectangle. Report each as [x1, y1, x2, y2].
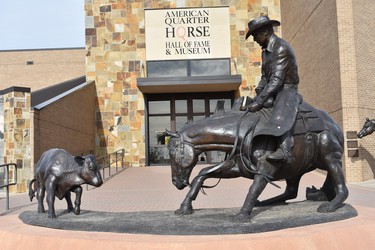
[147, 92, 233, 165]
[147, 58, 230, 77]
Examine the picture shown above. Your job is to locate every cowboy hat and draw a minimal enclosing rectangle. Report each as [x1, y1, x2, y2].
[245, 16, 280, 39]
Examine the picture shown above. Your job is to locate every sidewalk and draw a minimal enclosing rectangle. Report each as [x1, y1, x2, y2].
[1, 166, 375, 215]
[1, 166, 375, 249]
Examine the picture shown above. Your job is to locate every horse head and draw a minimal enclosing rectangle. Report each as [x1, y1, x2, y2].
[166, 130, 198, 190]
[358, 118, 375, 138]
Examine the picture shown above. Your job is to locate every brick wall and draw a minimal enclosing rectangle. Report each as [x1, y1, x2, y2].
[32, 82, 96, 166]
[280, 0, 342, 122]
[352, 0, 375, 180]
[0, 48, 86, 91]
[281, 0, 375, 182]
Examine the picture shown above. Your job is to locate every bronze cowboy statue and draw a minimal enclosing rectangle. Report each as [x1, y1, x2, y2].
[245, 15, 300, 164]
[166, 15, 349, 222]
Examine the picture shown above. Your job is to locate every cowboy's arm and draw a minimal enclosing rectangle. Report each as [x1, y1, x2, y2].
[255, 65, 267, 96]
[255, 47, 289, 105]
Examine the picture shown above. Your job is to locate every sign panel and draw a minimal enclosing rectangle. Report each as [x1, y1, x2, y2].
[145, 7, 230, 61]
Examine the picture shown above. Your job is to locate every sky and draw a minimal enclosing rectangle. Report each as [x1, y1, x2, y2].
[0, 0, 85, 50]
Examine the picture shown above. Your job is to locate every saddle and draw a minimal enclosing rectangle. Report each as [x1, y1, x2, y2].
[246, 100, 327, 137]
[231, 96, 328, 138]
[293, 102, 327, 135]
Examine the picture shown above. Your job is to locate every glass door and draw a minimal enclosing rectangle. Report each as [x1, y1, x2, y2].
[146, 92, 234, 165]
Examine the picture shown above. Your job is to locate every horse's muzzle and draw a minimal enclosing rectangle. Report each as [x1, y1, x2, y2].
[357, 131, 364, 138]
[172, 177, 187, 190]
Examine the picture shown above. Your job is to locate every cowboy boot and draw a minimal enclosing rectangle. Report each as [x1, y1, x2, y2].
[266, 131, 294, 163]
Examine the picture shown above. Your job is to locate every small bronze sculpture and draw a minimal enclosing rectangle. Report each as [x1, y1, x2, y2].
[29, 148, 103, 218]
[358, 118, 375, 138]
[167, 16, 349, 222]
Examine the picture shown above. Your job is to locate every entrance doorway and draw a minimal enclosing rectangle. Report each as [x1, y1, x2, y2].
[146, 92, 234, 165]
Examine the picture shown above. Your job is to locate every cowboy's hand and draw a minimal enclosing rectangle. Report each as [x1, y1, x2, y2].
[247, 101, 262, 112]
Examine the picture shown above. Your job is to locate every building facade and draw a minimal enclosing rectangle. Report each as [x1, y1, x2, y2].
[85, 0, 281, 167]
[85, 0, 375, 182]
[1, 0, 374, 193]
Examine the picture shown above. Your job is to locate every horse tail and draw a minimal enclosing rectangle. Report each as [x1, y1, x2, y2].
[29, 178, 36, 202]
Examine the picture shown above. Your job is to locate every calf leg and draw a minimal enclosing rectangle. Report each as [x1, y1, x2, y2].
[71, 186, 83, 215]
[45, 176, 57, 219]
[65, 191, 74, 212]
[37, 182, 46, 213]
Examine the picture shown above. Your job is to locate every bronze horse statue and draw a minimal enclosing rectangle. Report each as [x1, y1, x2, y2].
[358, 118, 375, 138]
[167, 98, 349, 221]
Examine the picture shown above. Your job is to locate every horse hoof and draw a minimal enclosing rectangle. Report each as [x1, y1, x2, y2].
[175, 206, 193, 215]
[74, 207, 80, 215]
[317, 202, 336, 213]
[233, 212, 251, 222]
[48, 213, 57, 219]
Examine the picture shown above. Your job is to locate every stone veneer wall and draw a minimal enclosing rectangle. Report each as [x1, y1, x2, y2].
[0, 95, 4, 187]
[85, 0, 281, 167]
[1, 88, 31, 193]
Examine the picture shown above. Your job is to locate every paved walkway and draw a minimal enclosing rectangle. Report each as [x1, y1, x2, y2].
[2, 166, 375, 215]
[1, 166, 375, 249]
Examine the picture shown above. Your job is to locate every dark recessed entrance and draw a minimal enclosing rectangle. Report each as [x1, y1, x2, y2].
[145, 92, 234, 166]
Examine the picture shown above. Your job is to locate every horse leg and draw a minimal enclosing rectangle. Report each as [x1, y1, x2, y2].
[175, 160, 239, 215]
[234, 174, 268, 222]
[306, 174, 335, 201]
[257, 174, 302, 206]
[317, 132, 349, 212]
[175, 174, 208, 215]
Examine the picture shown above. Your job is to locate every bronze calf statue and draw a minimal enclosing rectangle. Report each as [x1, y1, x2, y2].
[29, 148, 103, 218]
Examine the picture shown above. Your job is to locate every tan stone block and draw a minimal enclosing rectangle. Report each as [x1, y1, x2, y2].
[130, 121, 141, 131]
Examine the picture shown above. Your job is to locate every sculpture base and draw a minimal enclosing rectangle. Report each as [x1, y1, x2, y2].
[19, 201, 357, 235]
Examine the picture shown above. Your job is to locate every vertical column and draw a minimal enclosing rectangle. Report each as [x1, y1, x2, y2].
[0, 94, 4, 188]
[336, 0, 362, 182]
[1, 87, 31, 193]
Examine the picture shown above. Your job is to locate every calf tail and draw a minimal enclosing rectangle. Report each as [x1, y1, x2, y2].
[29, 178, 36, 202]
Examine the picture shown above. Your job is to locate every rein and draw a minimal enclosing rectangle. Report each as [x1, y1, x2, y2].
[198, 109, 281, 189]
[176, 108, 281, 192]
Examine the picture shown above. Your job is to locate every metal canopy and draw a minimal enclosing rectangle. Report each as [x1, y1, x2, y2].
[137, 75, 242, 94]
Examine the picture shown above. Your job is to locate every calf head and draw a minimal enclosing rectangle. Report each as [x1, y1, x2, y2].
[75, 155, 103, 187]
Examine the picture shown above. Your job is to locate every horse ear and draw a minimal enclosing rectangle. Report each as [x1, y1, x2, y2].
[165, 129, 178, 137]
[366, 118, 370, 121]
